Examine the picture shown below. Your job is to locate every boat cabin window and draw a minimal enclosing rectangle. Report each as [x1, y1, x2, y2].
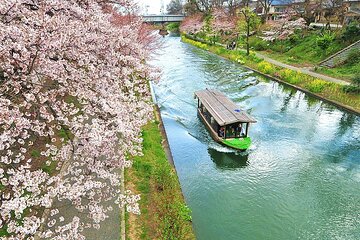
[220, 123, 247, 139]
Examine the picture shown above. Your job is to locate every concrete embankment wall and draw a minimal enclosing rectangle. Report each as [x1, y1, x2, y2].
[149, 81, 175, 167]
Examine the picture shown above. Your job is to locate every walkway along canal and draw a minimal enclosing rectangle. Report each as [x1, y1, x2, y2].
[151, 36, 360, 240]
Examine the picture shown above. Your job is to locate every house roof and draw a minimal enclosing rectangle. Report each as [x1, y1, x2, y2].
[194, 89, 257, 126]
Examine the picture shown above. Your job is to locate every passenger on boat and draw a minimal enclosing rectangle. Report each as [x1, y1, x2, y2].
[236, 124, 242, 138]
[219, 127, 225, 138]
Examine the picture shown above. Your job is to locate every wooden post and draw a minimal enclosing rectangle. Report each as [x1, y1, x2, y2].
[245, 123, 250, 137]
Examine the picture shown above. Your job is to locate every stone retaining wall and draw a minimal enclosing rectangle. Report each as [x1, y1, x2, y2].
[319, 40, 360, 68]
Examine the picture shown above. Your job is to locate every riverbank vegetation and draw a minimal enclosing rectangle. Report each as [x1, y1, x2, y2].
[174, 0, 360, 112]
[167, 22, 181, 33]
[176, 1, 360, 81]
[182, 35, 360, 112]
[125, 117, 194, 240]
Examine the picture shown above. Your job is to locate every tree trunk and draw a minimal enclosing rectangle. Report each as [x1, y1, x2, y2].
[246, 19, 250, 55]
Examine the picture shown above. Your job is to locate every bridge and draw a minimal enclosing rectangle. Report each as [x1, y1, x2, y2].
[142, 15, 185, 23]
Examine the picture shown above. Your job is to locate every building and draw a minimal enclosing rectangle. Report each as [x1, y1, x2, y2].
[260, 0, 360, 24]
[344, 0, 360, 23]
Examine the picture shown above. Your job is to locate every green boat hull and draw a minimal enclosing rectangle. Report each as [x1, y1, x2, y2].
[197, 109, 252, 151]
[222, 137, 251, 151]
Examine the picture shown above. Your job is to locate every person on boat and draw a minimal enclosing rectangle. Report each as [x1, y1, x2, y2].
[219, 127, 225, 138]
[236, 124, 242, 138]
[226, 127, 234, 138]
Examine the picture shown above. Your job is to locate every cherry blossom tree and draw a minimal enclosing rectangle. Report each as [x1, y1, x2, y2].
[210, 8, 238, 34]
[180, 13, 205, 34]
[261, 17, 307, 41]
[0, 0, 158, 239]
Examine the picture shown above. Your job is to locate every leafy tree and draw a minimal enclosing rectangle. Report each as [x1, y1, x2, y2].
[167, 0, 183, 14]
[342, 20, 360, 42]
[167, 22, 181, 32]
[239, 7, 261, 55]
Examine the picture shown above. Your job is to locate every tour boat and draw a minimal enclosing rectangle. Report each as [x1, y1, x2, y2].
[194, 89, 256, 151]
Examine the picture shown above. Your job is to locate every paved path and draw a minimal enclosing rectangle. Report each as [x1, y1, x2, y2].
[38, 164, 123, 240]
[255, 52, 350, 85]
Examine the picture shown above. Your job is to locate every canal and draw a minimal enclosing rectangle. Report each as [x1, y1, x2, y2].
[151, 36, 360, 240]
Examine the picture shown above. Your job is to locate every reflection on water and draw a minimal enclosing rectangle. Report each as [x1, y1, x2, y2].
[208, 148, 248, 170]
[152, 36, 360, 240]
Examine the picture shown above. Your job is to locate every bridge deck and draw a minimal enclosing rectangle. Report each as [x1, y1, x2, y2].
[142, 15, 185, 23]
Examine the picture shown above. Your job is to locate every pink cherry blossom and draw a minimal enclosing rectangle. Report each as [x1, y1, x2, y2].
[0, 0, 158, 238]
[210, 8, 238, 34]
[180, 13, 205, 34]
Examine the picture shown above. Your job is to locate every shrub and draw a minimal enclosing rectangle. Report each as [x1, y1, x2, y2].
[249, 37, 268, 51]
[341, 20, 360, 42]
[289, 33, 301, 44]
[249, 51, 263, 63]
[343, 73, 360, 93]
[352, 73, 360, 87]
[345, 49, 360, 65]
[235, 55, 246, 64]
[342, 85, 360, 94]
[279, 69, 302, 84]
[306, 79, 329, 93]
[182, 36, 209, 50]
[167, 22, 180, 32]
[257, 61, 275, 74]
[269, 40, 288, 53]
[215, 47, 227, 55]
[316, 32, 335, 54]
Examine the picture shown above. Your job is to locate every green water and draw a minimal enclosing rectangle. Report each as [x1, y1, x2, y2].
[152, 36, 360, 240]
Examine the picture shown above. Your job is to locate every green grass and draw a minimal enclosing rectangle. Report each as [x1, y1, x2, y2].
[250, 32, 348, 66]
[30, 149, 41, 158]
[125, 120, 194, 240]
[0, 225, 10, 237]
[41, 159, 58, 174]
[315, 62, 360, 81]
[58, 127, 73, 143]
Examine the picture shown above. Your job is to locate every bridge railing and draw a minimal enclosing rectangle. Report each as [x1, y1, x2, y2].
[142, 15, 185, 23]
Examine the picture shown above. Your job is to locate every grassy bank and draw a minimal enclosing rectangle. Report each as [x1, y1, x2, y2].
[252, 36, 360, 81]
[182, 35, 360, 113]
[315, 62, 360, 81]
[125, 116, 195, 240]
[247, 31, 351, 66]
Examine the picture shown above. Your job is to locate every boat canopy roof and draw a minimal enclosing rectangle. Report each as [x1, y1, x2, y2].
[194, 89, 257, 126]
